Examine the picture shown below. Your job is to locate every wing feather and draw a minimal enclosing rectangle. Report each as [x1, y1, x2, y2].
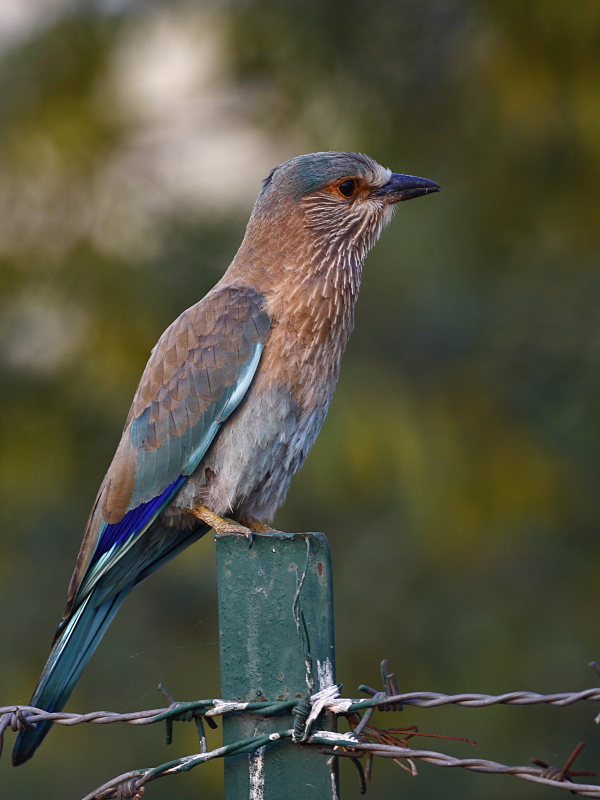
[66, 285, 270, 613]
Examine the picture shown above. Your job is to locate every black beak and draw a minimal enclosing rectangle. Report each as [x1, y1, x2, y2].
[375, 173, 440, 203]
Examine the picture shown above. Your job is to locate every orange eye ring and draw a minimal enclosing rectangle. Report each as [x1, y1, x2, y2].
[338, 179, 356, 198]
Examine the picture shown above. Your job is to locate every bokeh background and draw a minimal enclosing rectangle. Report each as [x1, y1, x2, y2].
[1, 1, 600, 798]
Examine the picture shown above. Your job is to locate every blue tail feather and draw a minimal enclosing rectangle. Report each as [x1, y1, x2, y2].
[12, 518, 209, 766]
[12, 588, 130, 766]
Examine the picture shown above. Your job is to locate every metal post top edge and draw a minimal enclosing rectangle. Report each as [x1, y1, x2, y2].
[214, 531, 329, 544]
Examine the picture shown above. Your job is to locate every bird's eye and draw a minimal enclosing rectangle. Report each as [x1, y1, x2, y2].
[338, 179, 356, 198]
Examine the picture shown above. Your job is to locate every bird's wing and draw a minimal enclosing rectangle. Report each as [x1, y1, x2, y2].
[65, 284, 270, 614]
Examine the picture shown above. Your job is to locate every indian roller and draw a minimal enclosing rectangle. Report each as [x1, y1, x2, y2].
[13, 151, 439, 765]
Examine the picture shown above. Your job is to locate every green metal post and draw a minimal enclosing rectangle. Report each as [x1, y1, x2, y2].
[216, 531, 338, 799]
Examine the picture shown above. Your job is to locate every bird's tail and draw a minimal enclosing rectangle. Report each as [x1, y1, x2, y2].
[12, 588, 129, 766]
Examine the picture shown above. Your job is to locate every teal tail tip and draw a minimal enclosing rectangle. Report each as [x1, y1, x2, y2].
[11, 589, 129, 767]
[12, 720, 53, 767]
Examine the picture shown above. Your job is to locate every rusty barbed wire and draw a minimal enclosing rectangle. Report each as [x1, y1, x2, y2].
[73, 730, 600, 800]
[312, 734, 600, 798]
[4, 662, 600, 798]
[4, 684, 600, 745]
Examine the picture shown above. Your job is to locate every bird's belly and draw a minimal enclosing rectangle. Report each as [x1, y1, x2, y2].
[169, 384, 327, 522]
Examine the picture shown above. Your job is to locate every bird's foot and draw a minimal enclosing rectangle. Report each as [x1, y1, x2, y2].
[187, 505, 253, 545]
[237, 515, 282, 534]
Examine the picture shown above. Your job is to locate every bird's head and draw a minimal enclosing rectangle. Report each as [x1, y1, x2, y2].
[253, 151, 439, 262]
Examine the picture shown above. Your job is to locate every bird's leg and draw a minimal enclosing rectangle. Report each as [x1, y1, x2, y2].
[187, 505, 253, 544]
[236, 514, 282, 534]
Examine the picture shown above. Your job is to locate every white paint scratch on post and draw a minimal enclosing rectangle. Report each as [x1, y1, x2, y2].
[317, 657, 334, 690]
[248, 745, 266, 800]
[331, 768, 340, 800]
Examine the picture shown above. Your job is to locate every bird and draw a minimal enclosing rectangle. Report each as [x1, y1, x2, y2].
[13, 151, 439, 765]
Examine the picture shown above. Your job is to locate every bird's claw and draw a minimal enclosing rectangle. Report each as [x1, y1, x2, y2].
[215, 522, 254, 547]
[236, 515, 281, 535]
[187, 506, 254, 546]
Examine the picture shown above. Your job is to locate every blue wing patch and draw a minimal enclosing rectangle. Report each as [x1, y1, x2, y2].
[90, 475, 186, 566]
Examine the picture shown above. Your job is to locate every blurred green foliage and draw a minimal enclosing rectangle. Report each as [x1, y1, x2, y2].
[1, 1, 600, 798]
